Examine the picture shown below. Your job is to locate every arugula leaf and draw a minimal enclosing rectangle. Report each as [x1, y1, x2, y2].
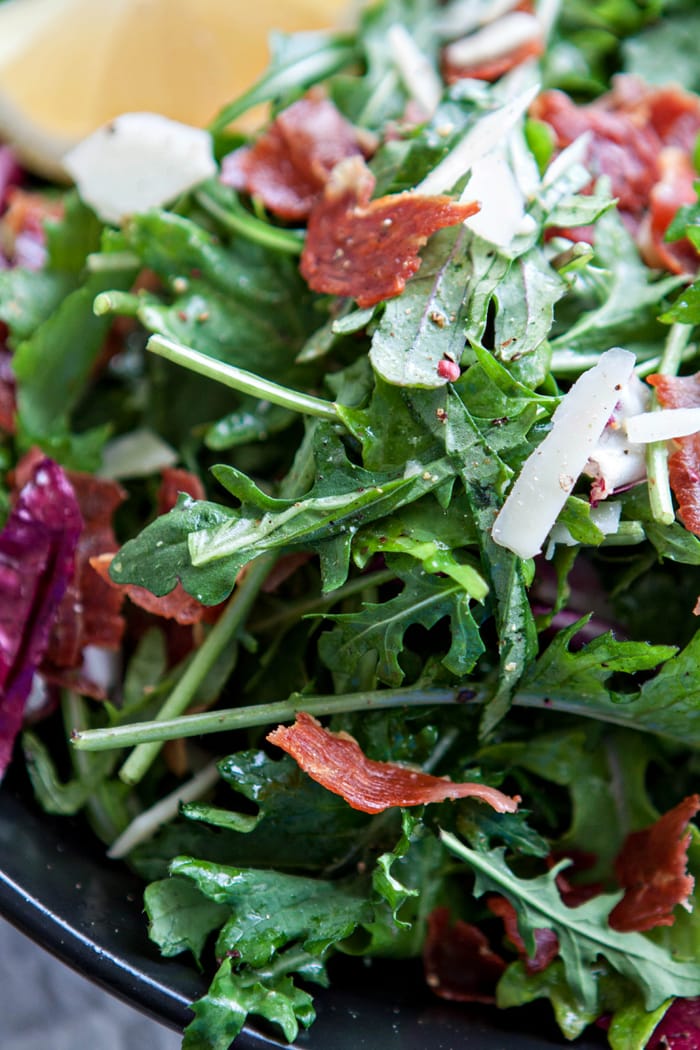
[187, 428, 457, 593]
[109, 494, 236, 604]
[445, 388, 538, 735]
[171, 856, 371, 967]
[480, 726, 660, 876]
[183, 954, 318, 1049]
[519, 626, 700, 746]
[369, 226, 472, 388]
[550, 210, 683, 359]
[318, 561, 486, 689]
[144, 876, 230, 964]
[441, 834, 700, 1012]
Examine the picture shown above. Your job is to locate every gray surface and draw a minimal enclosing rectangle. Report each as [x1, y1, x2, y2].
[0, 918, 182, 1049]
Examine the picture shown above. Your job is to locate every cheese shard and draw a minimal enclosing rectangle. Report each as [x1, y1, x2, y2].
[64, 112, 216, 225]
[492, 347, 636, 559]
[625, 406, 700, 444]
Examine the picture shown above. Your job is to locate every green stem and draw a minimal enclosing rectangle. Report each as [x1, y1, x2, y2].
[646, 323, 692, 526]
[195, 189, 303, 255]
[72, 687, 465, 752]
[118, 554, 275, 784]
[249, 567, 395, 633]
[147, 335, 339, 421]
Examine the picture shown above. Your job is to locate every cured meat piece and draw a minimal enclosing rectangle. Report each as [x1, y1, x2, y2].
[647, 372, 700, 536]
[157, 466, 205, 514]
[608, 794, 700, 932]
[221, 94, 371, 220]
[300, 156, 479, 308]
[638, 148, 699, 274]
[90, 553, 212, 626]
[423, 906, 506, 1003]
[267, 711, 520, 814]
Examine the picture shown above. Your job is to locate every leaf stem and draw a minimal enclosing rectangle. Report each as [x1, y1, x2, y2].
[147, 335, 339, 422]
[117, 553, 275, 785]
[195, 188, 304, 255]
[72, 687, 466, 752]
[646, 323, 692, 526]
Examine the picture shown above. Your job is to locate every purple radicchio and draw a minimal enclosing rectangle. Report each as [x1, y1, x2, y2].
[0, 458, 82, 779]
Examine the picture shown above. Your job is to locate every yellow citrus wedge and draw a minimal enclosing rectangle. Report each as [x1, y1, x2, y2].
[0, 0, 353, 178]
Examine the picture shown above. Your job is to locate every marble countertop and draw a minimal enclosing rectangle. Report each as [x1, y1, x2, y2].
[0, 917, 182, 1050]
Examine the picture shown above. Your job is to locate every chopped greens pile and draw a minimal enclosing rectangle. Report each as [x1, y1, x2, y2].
[3, 1, 700, 1048]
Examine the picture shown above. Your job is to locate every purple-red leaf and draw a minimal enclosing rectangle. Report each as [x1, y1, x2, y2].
[0, 458, 82, 777]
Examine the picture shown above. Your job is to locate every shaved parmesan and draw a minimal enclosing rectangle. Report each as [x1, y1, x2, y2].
[492, 347, 636, 559]
[625, 407, 700, 444]
[584, 374, 650, 500]
[436, 0, 522, 38]
[546, 499, 622, 556]
[417, 84, 539, 196]
[443, 12, 541, 71]
[462, 144, 536, 247]
[64, 112, 216, 225]
[388, 24, 442, 118]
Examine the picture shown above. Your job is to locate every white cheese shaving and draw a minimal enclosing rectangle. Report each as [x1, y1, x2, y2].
[624, 407, 700, 444]
[584, 374, 649, 500]
[64, 112, 217, 225]
[545, 499, 622, 557]
[462, 145, 536, 247]
[388, 23, 443, 118]
[492, 347, 636, 559]
[436, 0, 522, 37]
[417, 83, 539, 196]
[443, 12, 542, 70]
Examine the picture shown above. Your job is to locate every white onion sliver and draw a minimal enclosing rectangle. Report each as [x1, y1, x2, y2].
[492, 347, 636, 559]
[624, 407, 700, 444]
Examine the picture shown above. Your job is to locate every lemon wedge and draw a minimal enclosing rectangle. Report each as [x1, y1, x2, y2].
[0, 0, 352, 178]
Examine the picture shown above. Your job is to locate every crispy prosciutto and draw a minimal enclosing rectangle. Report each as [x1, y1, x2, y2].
[647, 372, 700, 536]
[91, 466, 215, 626]
[423, 906, 506, 1003]
[221, 94, 372, 221]
[0, 458, 82, 778]
[266, 711, 520, 814]
[90, 553, 211, 626]
[608, 794, 700, 933]
[532, 77, 700, 273]
[300, 156, 479, 308]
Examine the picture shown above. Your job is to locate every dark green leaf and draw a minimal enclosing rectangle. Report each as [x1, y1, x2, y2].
[145, 876, 230, 964]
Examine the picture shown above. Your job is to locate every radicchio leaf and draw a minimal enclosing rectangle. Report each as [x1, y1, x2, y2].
[0, 458, 82, 777]
[266, 712, 520, 814]
[423, 906, 506, 1003]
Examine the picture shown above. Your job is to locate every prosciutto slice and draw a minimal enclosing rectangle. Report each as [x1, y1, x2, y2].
[647, 372, 700, 536]
[300, 156, 479, 308]
[608, 794, 700, 933]
[267, 711, 519, 814]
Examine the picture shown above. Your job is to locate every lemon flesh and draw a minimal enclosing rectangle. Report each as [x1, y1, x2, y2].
[0, 0, 351, 177]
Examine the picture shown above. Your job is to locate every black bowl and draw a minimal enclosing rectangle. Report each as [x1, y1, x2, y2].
[0, 767, 607, 1049]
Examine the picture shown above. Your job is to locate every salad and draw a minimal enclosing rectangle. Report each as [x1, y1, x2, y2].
[2, 1, 700, 1047]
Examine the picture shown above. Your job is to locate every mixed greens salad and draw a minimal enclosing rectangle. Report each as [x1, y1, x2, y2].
[3, 1, 700, 1047]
